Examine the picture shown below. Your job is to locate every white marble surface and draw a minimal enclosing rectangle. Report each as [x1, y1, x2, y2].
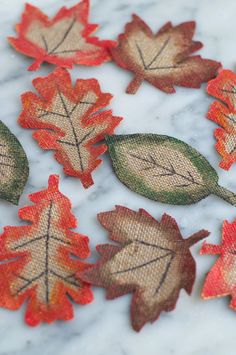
[0, 0, 236, 354]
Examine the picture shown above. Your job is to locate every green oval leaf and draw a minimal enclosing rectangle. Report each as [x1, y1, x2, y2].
[106, 134, 236, 206]
[0, 121, 29, 204]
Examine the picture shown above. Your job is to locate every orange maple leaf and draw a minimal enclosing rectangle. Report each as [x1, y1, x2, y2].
[201, 218, 236, 310]
[0, 175, 93, 326]
[18, 68, 122, 188]
[8, 1, 115, 71]
[110, 15, 220, 94]
[206, 69, 236, 170]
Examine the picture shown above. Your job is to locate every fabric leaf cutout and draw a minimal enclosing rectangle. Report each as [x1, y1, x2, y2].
[19, 68, 122, 188]
[206, 69, 236, 170]
[0, 174, 93, 326]
[110, 15, 220, 94]
[200, 218, 236, 310]
[8, 1, 115, 71]
[106, 134, 236, 206]
[82, 206, 209, 331]
[0, 120, 28, 205]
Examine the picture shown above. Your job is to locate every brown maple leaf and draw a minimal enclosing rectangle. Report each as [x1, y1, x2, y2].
[18, 68, 122, 188]
[110, 15, 221, 94]
[8, 1, 115, 71]
[82, 206, 209, 331]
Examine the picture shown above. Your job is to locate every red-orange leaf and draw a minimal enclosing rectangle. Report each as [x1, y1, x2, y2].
[206, 70, 236, 170]
[82, 206, 209, 331]
[18, 68, 122, 188]
[8, 1, 115, 71]
[110, 15, 221, 94]
[0, 174, 93, 326]
[200, 218, 236, 310]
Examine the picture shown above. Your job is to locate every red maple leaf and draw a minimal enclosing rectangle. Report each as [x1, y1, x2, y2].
[8, 1, 115, 71]
[18, 68, 122, 188]
[0, 175, 93, 326]
[82, 206, 209, 331]
[110, 15, 221, 94]
[206, 69, 236, 170]
[200, 218, 236, 309]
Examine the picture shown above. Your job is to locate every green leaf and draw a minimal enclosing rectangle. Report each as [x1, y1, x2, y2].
[0, 121, 29, 204]
[106, 134, 236, 206]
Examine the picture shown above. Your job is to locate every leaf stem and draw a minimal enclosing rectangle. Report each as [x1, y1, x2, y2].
[28, 58, 43, 71]
[126, 75, 143, 94]
[186, 230, 210, 248]
[213, 185, 236, 206]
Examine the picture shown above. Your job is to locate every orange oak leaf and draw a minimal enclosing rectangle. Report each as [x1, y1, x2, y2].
[18, 68, 122, 188]
[200, 218, 236, 310]
[0, 174, 93, 326]
[206, 70, 236, 170]
[8, 1, 115, 71]
[82, 206, 209, 331]
[110, 15, 221, 94]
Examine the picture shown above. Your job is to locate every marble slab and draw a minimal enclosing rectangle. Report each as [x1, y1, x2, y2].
[0, 0, 236, 354]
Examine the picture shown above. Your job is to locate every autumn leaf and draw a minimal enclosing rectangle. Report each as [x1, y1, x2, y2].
[8, 1, 115, 71]
[0, 175, 93, 326]
[18, 68, 122, 188]
[82, 206, 209, 331]
[110, 15, 220, 94]
[200, 218, 236, 310]
[0, 120, 28, 204]
[206, 69, 236, 170]
[105, 134, 236, 206]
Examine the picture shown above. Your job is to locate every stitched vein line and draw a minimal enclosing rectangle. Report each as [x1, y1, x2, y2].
[57, 89, 85, 171]
[135, 239, 173, 253]
[220, 89, 236, 94]
[135, 38, 180, 71]
[44, 200, 53, 304]
[154, 253, 175, 295]
[38, 100, 95, 119]
[12, 235, 45, 250]
[0, 152, 13, 159]
[41, 34, 48, 52]
[37, 89, 96, 172]
[223, 112, 236, 124]
[129, 152, 203, 186]
[13, 201, 78, 298]
[48, 17, 76, 55]
[0, 161, 17, 168]
[57, 127, 96, 148]
[50, 270, 81, 288]
[14, 271, 45, 296]
[50, 235, 71, 246]
[147, 36, 171, 68]
[52, 49, 82, 55]
[111, 252, 174, 275]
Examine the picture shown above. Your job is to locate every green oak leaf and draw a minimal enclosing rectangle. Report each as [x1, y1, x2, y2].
[0, 121, 29, 204]
[106, 134, 236, 206]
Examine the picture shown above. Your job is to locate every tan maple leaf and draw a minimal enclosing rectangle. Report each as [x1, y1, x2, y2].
[82, 206, 209, 331]
[8, 1, 115, 71]
[111, 15, 220, 94]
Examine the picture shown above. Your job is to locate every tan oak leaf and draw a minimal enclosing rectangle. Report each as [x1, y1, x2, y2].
[19, 68, 122, 188]
[0, 175, 93, 326]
